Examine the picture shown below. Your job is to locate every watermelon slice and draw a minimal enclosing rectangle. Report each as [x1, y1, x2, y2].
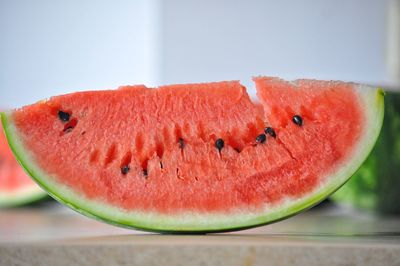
[332, 91, 399, 214]
[0, 122, 46, 207]
[0, 77, 384, 232]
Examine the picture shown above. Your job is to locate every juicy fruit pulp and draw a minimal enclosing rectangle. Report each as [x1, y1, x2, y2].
[1, 77, 384, 232]
[0, 124, 46, 207]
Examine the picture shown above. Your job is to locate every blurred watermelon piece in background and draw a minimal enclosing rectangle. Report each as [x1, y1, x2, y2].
[332, 92, 400, 214]
[0, 120, 47, 207]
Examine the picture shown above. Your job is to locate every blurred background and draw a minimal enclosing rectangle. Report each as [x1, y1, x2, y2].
[0, 0, 400, 243]
[0, 0, 399, 108]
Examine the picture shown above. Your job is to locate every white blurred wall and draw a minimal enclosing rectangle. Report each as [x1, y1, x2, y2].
[0, 0, 161, 107]
[161, 0, 393, 95]
[0, 0, 396, 107]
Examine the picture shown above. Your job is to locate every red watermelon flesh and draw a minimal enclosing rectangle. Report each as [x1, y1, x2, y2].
[0, 122, 46, 207]
[1, 77, 384, 232]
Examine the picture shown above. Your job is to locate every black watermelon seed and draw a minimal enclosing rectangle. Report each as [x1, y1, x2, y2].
[256, 133, 267, 144]
[178, 138, 185, 149]
[215, 138, 224, 152]
[58, 110, 70, 122]
[143, 169, 148, 177]
[121, 165, 130, 175]
[264, 127, 276, 138]
[292, 115, 303, 126]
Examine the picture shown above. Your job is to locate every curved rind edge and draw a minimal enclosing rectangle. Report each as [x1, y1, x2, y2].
[0, 187, 47, 207]
[0, 123, 47, 207]
[0, 85, 384, 232]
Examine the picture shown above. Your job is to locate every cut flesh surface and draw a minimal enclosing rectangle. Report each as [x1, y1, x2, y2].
[1, 77, 384, 231]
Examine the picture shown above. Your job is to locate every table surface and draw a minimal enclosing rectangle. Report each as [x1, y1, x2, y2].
[1, 202, 400, 266]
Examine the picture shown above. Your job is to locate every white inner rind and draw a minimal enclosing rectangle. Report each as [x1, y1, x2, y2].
[1, 84, 384, 232]
[0, 185, 46, 207]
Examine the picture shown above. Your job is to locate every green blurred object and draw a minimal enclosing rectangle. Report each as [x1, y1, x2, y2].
[332, 91, 400, 214]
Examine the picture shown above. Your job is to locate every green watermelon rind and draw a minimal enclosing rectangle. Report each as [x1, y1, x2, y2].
[0, 124, 47, 207]
[0, 186, 47, 208]
[0, 85, 384, 232]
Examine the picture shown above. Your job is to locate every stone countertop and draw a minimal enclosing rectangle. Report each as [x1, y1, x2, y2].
[0, 202, 399, 266]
